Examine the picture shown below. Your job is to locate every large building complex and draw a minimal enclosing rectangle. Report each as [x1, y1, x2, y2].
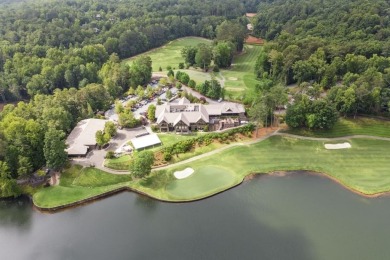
[155, 97, 246, 132]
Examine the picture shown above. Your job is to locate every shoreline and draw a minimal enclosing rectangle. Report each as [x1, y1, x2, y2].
[32, 169, 390, 212]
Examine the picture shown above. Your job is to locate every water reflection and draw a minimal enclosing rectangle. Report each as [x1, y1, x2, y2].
[0, 196, 32, 229]
[134, 194, 159, 212]
[1, 173, 390, 259]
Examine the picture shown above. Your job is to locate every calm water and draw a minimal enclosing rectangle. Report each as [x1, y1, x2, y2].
[1, 172, 390, 260]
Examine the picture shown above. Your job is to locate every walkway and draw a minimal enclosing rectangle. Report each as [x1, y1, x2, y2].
[85, 130, 390, 175]
[152, 129, 280, 171]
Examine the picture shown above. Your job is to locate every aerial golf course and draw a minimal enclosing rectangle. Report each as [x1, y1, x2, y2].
[34, 119, 390, 209]
[124, 36, 262, 100]
[33, 37, 390, 210]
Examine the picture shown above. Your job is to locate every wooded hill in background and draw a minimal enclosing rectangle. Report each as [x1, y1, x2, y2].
[0, 0, 260, 102]
[252, 0, 390, 116]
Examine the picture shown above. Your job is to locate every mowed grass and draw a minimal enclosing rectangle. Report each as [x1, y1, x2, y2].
[221, 44, 262, 100]
[104, 133, 201, 170]
[104, 155, 132, 170]
[166, 166, 238, 200]
[124, 37, 211, 71]
[163, 135, 390, 196]
[284, 117, 390, 138]
[33, 135, 390, 209]
[158, 132, 201, 147]
[124, 37, 262, 101]
[33, 165, 131, 208]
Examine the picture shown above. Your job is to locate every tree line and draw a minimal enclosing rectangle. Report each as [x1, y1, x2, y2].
[0, 0, 255, 102]
[250, 0, 389, 130]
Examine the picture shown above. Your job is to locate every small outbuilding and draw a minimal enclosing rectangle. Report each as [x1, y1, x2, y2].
[130, 133, 162, 151]
[66, 118, 107, 157]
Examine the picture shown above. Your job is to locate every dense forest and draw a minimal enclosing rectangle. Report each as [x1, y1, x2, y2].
[252, 0, 390, 128]
[0, 0, 259, 102]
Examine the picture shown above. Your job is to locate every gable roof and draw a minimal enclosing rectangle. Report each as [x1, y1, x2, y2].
[155, 101, 244, 126]
[174, 113, 190, 126]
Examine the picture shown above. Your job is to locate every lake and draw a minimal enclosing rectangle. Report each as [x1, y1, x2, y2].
[1, 171, 390, 260]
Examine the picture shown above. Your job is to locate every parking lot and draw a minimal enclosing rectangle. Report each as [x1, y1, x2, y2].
[104, 84, 178, 122]
[71, 126, 149, 173]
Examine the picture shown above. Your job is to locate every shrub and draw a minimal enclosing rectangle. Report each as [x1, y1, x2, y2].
[159, 66, 162, 72]
[105, 151, 115, 159]
[166, 65, 172, 70]
[178, 62, 185, 69]
[213, 65, 220, 72]
[151, 124, 159, 132]
[163, 152, 172, 161]
[188, 79, 196, 89]
[167, 69, 174, 78]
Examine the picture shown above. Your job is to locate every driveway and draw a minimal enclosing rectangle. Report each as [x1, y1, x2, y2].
[71, 126, 149, 174]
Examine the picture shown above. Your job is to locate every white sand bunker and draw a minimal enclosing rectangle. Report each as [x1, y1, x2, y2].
[324, 142, 351, 150]
[228, 77, 238, 81]
[174, 168, 194, 179]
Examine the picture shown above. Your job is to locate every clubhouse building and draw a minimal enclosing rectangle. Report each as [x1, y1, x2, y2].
[155, 97, 246, 132]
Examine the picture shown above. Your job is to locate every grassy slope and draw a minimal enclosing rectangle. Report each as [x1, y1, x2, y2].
[283, 117, 390, 138]
[104, 155, 132, 170]
[221, 44, 262, 100]
[158, 132, 201, 147]
[104, 133, 202, 170]
[33, 166, 131, 208]
[124, 37, 211, 71]
[124, 36, 262, 100]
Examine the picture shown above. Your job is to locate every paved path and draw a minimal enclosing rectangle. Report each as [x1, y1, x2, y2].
[152, 129, 281, 171]
[78, 130, 390, 175]
[71, 126, 149, 175]
[153, 132, 390, 171]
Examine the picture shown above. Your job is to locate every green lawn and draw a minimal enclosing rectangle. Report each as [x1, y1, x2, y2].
[283, 117, 390, 138]
[33, 166, 131, 208]
[160, 136, 390, 196]
[33, 135, 390, 209]
[104, 155, 132, 170]
[104, 133, 201, 170]
[166, 165, 238, 200]
[158, 132, 201, 147]
[124, 37, 262, 101]
[220, 44, 262, 100]
[124, 37, 211, 71]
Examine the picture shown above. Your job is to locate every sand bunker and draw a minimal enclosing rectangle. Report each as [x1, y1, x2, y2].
[228, 77, 238, 81]
[324, 142, 351, 150]
[174, 168, 194, 179]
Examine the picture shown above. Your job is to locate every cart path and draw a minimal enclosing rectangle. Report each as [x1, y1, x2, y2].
[97, 130, 390, 174]
[152, 132, 390, 171]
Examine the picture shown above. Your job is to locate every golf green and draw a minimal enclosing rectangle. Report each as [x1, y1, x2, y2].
[166, 166, 239, 200]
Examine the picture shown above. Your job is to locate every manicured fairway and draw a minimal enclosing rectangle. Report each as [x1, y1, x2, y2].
[165, 166, 238, 200]
[165, 135, 390, 195]
[124, 36, 262, 101]
[284, 117, 390, 138]
[220, 44, 262, 100]
[124, 37, 211, 71]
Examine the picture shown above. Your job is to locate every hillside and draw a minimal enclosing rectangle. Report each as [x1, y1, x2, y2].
[251, 0, 390, 117]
